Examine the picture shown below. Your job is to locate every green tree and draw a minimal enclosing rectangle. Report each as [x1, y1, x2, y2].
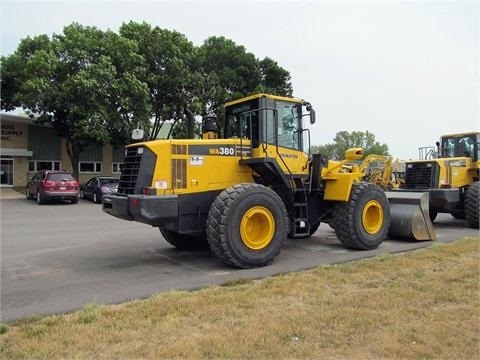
[197, 36, 292, 135]
[2, 22, 294, 171]
[198, 36, 261, 118]
[1, 23, 151, 179]
[258, 57, 293, 96]
[119, 21, 201, 140]
[312, 131, 389, 160]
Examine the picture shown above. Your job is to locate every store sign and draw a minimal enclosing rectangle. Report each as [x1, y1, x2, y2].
[1, 124, 23, 141]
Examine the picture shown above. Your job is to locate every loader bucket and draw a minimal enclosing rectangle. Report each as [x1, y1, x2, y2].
[385, 191, 436, 241]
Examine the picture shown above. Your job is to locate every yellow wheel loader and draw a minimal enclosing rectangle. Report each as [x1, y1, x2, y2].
[103, 93, 431, 268]
[344, 154, 401, 191]
[402, 132, 480, 229]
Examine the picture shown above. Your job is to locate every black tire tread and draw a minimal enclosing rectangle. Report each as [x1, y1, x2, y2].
[159, 228, 208, 251]
[332, 182, 390, 250]
[206, 183, 288, 268]
[465, 182, 479, 229]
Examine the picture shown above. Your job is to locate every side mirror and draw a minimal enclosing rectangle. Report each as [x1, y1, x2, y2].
[131, 129, 144, 141]
[310, 108, 316, 124]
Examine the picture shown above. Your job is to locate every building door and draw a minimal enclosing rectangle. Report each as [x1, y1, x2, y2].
[0, 157, 14, 186]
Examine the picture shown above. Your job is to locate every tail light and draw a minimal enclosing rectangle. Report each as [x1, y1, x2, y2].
[43, 181, 56, 188]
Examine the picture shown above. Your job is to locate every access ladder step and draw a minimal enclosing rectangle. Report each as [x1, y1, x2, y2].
[292, 218, 310, 237]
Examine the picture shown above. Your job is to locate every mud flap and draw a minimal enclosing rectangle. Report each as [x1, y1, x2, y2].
[385, 192, 436, 241]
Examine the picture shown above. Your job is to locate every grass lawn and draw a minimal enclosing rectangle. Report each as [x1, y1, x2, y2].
[1, 237, 479, 359]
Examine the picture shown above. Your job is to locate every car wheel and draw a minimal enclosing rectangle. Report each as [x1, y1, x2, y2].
[80, 189, 84, 199]
[37, 191, 45, 205]
[93, 192, 100, 204]
[26, 188, 32, 200]
[71, 197, 78, 204]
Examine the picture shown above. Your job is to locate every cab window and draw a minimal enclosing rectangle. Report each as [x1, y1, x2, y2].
[263, 100, 300, 150]
[441, 134, 478, 158]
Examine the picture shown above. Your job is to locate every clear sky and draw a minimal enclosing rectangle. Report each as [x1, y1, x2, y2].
[1, 0, 478, 160]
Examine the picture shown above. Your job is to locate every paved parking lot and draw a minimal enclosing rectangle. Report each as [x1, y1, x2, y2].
[1, 189, 478, 322]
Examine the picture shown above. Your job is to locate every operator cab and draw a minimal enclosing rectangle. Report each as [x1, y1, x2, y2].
[438, 132, 480, 160]
[224, 94, 315, 153]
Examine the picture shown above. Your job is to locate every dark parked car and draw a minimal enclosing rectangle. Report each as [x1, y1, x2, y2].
[80, 176, 119, 203]
[26, 170, 79, 205]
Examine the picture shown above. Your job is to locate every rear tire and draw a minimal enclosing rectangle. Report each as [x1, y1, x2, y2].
[332, 182, 390, 250]
[159, 228, 208, 250]
[465, 182, 479, 229]
[36, 191, 45, 205]
[207, 183, 288, 268]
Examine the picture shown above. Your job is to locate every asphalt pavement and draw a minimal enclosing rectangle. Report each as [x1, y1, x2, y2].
[1, 190, 478, 322]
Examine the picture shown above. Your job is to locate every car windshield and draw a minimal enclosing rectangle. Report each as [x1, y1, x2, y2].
[47, 173, 74, 182]
[100, 178, 119, 185]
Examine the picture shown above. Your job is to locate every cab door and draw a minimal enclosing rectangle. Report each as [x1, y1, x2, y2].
[260, 99, 309, 175]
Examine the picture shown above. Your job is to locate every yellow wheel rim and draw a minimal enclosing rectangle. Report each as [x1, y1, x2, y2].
[362, 200, 384, 234]
[240, 206, 275, 250]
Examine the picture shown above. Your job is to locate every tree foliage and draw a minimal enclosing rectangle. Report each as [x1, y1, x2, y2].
[312, 131, 389, 160]
[1, 23, 151, 179]
[119, 22, 201, 140]
[258, 57, 293, 96]
[198, 36, 261, 119]
[1, 21, 293, 176]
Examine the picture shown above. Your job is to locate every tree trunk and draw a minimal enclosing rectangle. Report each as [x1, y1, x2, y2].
[65, 141, 81, 181]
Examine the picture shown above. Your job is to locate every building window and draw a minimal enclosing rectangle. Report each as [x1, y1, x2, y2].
[112, 162, 123, 174]
[79, 162, 102, 173]
[28, 160, 61, 172]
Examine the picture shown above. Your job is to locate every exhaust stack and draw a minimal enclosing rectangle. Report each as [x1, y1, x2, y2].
[202, 115, 219, 139]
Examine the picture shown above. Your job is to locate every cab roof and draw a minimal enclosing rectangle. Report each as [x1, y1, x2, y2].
[225, 93, 304, 107]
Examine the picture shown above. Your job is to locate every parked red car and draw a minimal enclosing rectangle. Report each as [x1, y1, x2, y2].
[26, 170, 79, 205]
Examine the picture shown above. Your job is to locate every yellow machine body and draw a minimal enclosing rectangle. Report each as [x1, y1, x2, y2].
[402, 131, 479, 229]
[103, 93, 436, 268]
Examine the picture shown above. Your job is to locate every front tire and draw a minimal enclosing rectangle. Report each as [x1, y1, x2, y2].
[465, 182, 479, 229]
[207, 183, 288, 268]
[159, 228, 209, 250]
[332, 182, 390, 250]
[93, 192, 100, 204]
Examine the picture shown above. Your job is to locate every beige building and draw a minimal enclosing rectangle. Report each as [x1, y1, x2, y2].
[0, 113, 124, 187]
